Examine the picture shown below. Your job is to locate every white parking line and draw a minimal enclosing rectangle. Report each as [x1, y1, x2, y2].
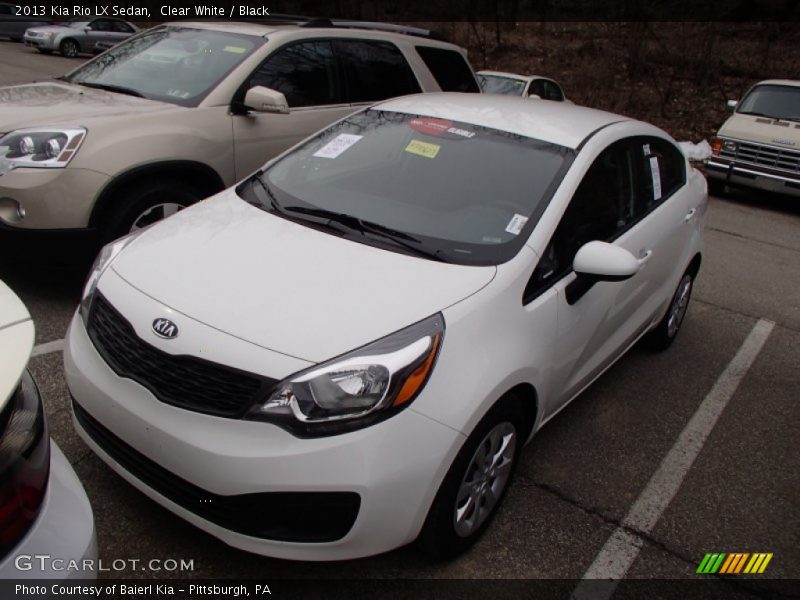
[30, 338, 65, 357]
[572, 318, 775, 599]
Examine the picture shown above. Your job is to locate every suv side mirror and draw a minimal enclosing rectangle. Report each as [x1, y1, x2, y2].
[727, 99, 738, 110]
[244, 86, 289, 114]
[566, 241, 639, 304]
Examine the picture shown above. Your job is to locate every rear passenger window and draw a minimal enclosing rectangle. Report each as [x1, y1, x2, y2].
[414, 46, 480, 93]
[248, 41, 343, 108]
[334, 40, 421, 103]
[635, 138, 686, 216]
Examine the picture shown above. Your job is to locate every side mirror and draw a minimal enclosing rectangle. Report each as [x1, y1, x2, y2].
[566, 241, 639, 304]
[528, 93, 542, 100]
[243, 86, 289, 114]
[83, 27, 91, 32]
[727, 99, 738, 110]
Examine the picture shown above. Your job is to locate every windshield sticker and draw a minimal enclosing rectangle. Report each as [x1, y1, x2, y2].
[313, 134, 363, 159]
[482, 235, 503, 243]
[505, 214, 529, 235]
[409, 118, 476, 140]
[643, 143, 651, 156]
[409, 118, 453, 137]
[166, 89, 191, 99]
[649, 156, 662, 200]
[405, 139, 440, 159]
[223, 45, 247, 54]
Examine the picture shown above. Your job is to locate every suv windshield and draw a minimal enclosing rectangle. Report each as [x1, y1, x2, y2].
[737, 84, 800, 122]
[243, 109, 573, 266]
[64, 26, 264, 106]
[477, 74, 526, 96]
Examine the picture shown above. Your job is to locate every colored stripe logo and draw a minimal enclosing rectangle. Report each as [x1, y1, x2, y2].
[697, 552, 773, 574]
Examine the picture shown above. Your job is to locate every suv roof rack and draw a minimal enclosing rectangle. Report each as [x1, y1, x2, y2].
[250, 14, 445, 41]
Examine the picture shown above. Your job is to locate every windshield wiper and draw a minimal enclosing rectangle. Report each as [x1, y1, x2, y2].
[77, 82, 145, 98]
[283, 205, 446, 262]
[737, 110, 796, 122]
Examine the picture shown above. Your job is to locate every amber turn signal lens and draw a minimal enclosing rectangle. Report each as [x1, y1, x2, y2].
[393, 334, 441, 407]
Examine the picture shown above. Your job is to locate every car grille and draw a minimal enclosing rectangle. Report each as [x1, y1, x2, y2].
[72, 399, 361, 542]
[721, 140, 800, 174]
[86, 293, 275, 418]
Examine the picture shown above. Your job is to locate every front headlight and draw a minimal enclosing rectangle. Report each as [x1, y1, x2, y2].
[247, 313, 445, 436]
[79, 230, 142, 325]
[0, 127, 86, 174]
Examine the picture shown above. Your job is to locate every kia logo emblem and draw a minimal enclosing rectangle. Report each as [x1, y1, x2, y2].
[152, 318, 179, 339]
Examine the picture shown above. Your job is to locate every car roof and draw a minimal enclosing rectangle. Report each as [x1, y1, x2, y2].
[477, 70, 537, 83]
[752, 79, 800, 89]
[375, 93, 629, 149]
[167, 21, 458, 47]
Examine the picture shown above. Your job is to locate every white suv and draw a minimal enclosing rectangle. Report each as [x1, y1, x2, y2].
[0, 19, 479, 240]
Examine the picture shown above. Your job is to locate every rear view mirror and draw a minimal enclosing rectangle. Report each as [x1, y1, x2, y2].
[244, 86, 289, 114]
[567, 241, 639, 304]
[727, 99, 738, 110]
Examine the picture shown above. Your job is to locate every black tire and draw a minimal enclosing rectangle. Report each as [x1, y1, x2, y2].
[707, 178, 726, 198]
[419, 395, 526, 560]
[59, 38, 79, 58]
[643, 269, 694, 352]
[101, 180, 201, 242]
[36, 48, 53, 55]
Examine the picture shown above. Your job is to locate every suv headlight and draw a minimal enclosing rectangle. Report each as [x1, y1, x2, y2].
[79, 230, 142, 325]
[0, 127, 86, 174]
[247, 313, 445, 436]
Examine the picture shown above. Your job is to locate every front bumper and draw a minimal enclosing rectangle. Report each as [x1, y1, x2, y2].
[706, 158, 800, 198]
[64, 302, 464, 560]
[0, 166, 109, 230]
[23, 35, 59, 50]
[0, 441, 97, 579]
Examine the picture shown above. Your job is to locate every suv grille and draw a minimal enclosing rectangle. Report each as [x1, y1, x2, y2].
[87, 294, 275, 418]
[721, 140, 800, 173]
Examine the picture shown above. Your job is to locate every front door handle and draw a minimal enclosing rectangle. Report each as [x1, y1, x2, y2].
[684, 208, 697, 222]
[638, 249, 653, 265]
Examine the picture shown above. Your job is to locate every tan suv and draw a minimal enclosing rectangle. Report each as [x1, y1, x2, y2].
[707, 79, 800, 198]
[0, 19, 479, 240]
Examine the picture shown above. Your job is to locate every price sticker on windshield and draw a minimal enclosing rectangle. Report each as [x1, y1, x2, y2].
[405, 139, 440, 159]
[505, 214, 529, 235]
[313, 134, 363, 159]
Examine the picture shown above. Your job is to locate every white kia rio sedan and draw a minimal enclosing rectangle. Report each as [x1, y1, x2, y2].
[64, 93, 706, 561]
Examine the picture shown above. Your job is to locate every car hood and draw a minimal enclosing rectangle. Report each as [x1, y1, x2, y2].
[0, 280, 34, 411]
[111, 191, 496, 363]
[26, 25, 75, 34]
[719, 113, 800, 149]
[0, 82, 175, 131]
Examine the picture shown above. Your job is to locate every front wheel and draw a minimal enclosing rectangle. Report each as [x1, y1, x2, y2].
[644, 270, 694, 352]
[101, 180, 200, 242]
[419, 396, 525, 560]
[59, 39, 79, 58]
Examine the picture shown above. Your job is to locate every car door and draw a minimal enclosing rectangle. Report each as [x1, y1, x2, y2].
[231, 40, 354, 179]
[83, 18, 115, 51]
[108, 20, 134, 45]
[526, 139, 663, 417]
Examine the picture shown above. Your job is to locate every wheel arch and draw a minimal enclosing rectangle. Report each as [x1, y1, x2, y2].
[89, 161, 226, 230]
[499, 382, 539, 442]
[687, 252, 702, 278]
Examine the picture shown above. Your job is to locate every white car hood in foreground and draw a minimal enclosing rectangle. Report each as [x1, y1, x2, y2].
[0, 280, 34, 411]
[111, 192, 496, 363]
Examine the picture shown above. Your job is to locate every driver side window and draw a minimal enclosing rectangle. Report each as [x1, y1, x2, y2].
[525, 139, 636, 303]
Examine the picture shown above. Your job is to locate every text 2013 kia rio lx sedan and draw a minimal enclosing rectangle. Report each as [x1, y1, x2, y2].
[64, 93, 706, 561]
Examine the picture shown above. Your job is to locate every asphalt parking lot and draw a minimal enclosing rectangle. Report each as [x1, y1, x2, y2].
[1, 40, 798, 594]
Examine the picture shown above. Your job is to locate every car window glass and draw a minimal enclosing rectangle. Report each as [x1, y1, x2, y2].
[92, 20, 111, 31]
[333, 39, 421, 103]
[414, 46, 480, 93]
[529, 80, 546, 98]
[111, 21, 134, 33]
[634, 137, 686, 217]
[528, 140, 636, 298]
[543, 81, 564, 101]
[248, 41, 342, 108]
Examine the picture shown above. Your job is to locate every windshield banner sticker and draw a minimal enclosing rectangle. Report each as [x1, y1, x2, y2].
[313, 134, 363, 159]
[409, 118, 476, 140]
[405, 139, 441, 159]
[505, 214, 529, 235]
[649, 156, 662, 200]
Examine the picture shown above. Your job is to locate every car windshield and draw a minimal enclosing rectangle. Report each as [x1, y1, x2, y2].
[243, 109, 573, 266]
[63, 26, 264, 107]
[737, 84, 800, 122]
[477, 74, 527, 96]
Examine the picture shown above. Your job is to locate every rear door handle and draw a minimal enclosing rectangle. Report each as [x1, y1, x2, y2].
[684, 208, 697, 222]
